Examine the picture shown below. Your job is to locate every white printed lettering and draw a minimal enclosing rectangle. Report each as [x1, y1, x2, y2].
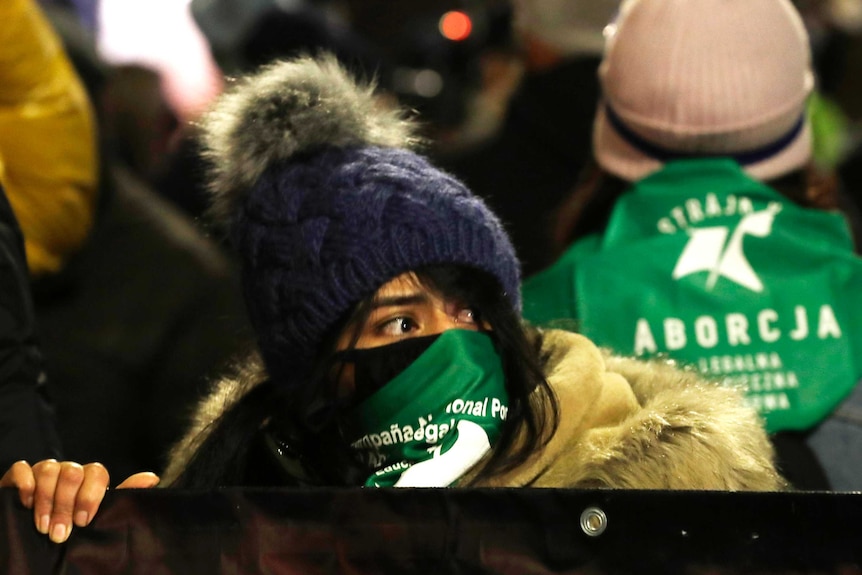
[694, 316, 718, 348]
[818, 305, 842, 339]
[789, 305, 808, 340]
[758, 309, 780, 343]
[726, 313, 751, 346]
[634, 319, 658, 354]
[664, 318, 687, 350]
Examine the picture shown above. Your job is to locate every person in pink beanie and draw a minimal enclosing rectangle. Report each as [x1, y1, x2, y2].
[523, 0, 862, 490]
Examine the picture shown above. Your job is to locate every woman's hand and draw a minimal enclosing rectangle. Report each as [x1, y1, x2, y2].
[0, 459, 160, 543]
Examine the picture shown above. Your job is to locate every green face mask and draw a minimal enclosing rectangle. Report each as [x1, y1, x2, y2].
[340, 329, 510, 487]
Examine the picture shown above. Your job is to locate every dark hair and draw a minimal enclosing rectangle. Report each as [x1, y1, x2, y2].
[414, 265, 558, 483]
[169, 264, 558, 487]
[552, 162, 630, 255]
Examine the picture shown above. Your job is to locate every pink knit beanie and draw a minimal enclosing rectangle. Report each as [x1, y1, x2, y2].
[594, 0, 815, 182]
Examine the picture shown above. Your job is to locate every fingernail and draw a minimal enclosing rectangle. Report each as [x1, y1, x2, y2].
[74, 510, 89, 527]
[38, 514, 50, 534]
[50, 523, 67, 543]
[23, 495, 33, 508]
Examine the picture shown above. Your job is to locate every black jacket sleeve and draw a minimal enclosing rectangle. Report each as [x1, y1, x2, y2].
[0, 182, 62, 470]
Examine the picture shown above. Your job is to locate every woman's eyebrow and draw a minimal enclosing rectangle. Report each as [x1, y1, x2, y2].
[370, 293, 430, 309]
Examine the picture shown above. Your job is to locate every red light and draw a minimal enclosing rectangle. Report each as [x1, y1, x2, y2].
[439, 11, 472, 41]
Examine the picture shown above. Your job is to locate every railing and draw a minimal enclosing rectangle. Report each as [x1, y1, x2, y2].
[2, 487, 861, 574]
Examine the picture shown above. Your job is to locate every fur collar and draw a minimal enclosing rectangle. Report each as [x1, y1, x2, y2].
[474, 329, 786, 490]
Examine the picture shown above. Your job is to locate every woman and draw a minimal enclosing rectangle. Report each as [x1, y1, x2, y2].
[159, 54, 781, 491]
[5, 53, 784, 544]
[522, 0, 862, 491]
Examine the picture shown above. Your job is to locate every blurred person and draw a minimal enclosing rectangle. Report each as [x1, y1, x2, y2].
[1, 0, 98, 278]
[437, 0, 620, 276]
[0, 0, 89, 470]
[33, 160, 254, 483]
[429, 3, 526, 155]
[0, 0, 159, 545]
[101, 64, 181, 187]
[793, 0, 862, 190]
[809, 0, 862, 218]
[20, 2, 255, 482]
[522, 0, 862, 490]
[0, 181, 61, 472]
[795, 0, 862, 99]
[190, 0, 379, 76]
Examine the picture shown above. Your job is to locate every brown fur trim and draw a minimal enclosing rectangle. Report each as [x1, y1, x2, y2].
[160, 352, 269, 484]
[479, 330, 787, 490]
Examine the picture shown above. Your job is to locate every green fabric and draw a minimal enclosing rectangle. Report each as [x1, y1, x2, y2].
[342, 329, 509, 487]
[523, 159, 862, 432]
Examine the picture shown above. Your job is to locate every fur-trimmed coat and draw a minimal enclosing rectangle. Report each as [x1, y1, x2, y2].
[162, 328, 785, 490]
[468, 329, 784, 490]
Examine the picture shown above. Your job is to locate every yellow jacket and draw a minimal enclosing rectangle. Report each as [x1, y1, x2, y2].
[0, 0, 98, 275]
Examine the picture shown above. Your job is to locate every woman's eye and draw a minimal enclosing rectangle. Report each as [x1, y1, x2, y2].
[378, 316, 418, 336]
[455, 307, 478, 324]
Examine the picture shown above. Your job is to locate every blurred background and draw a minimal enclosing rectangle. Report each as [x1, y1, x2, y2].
[43, 0, 518, 141]
[38, 0, 537, 221]
[35, 0, 862, 216]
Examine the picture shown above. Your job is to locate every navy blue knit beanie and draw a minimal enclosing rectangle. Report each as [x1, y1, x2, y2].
[200, 54, 520, 386]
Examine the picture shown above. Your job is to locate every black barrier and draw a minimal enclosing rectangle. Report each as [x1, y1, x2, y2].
[1, 487, 861, 574]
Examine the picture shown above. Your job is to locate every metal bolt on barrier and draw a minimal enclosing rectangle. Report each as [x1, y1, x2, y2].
[580, 506, 608, 537]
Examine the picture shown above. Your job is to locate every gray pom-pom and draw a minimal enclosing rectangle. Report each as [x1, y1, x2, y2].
[200, 53, 419, 222]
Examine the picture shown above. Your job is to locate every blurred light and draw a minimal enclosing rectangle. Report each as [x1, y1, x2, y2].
[393, 67, 444, 99]
[97, 0, 223, 121]
[413, 69, 444, 98]
[439, 11, 472, 42]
